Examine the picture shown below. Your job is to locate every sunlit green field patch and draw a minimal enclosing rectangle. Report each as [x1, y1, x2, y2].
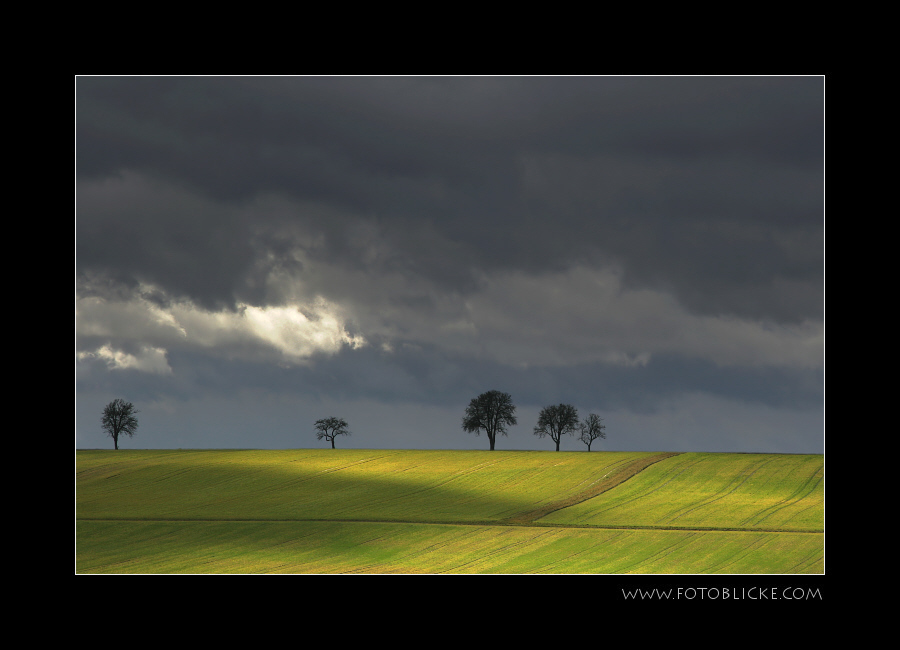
[76, 449, 660, 523]
[539, 452, 824, 531]
[76, 520, 823, 574]
[75, 449, 824, 574]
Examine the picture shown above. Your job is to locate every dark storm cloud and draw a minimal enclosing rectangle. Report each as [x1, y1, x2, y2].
[77, 76, 824, 194]
[76, 172, 259, 310]
[77, 76, 823, 323]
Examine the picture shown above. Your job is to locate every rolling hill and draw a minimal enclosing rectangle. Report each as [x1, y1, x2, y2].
[75, 449, 824, 574]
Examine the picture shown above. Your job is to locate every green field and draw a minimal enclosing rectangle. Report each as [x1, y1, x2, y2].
[75, 449, 824, 574]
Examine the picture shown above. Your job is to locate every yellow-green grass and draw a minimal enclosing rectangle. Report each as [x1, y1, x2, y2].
[76, 449, 665, 523]
[538, 452, 824, 532]
[76, 449, 824, 574]
[76, 520, 823, 574]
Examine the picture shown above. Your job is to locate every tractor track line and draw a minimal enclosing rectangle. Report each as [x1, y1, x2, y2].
[76, 516, 822, 534]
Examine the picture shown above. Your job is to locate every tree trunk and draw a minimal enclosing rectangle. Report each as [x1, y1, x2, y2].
[555, 438, 560, 451]
[331, 438, 335, 449]
[489, 435, 495, 450]
[114, 435, 118, 450]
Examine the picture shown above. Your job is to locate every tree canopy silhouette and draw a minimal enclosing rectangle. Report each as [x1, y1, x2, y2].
[533, 403, 579, 451]
[578, 413, 607, 451]
[462, 390, 517, 450]
[314, 417, 350, 448]
[101, 398, 139, 450]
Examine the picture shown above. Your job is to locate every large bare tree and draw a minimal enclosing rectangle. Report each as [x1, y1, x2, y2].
[101, 398, 140, 450]
[533, 403, 579, 451]
[462, 390, 517, 450]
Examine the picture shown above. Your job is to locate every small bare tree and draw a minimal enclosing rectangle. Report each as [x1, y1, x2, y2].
[101, 398, 140, 450]
[314, 417, 350, 449]
[578, 413, 607, 451]
[533, 403, 579, 451]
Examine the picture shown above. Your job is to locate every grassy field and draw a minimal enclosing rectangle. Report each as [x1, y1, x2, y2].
[75, 449, 824, 574]
[538, 452, 824, 531]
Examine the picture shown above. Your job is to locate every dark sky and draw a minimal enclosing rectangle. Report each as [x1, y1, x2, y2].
[75, 76, 824, 453]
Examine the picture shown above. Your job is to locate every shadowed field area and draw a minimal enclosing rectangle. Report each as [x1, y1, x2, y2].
[75, 449, 824, 574]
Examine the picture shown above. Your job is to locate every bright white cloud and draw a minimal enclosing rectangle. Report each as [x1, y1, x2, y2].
[76, 255, 820, 375]
[239, 303, 367, 357]
[76, 289, 367, 370]
[78, 344, 173, 374]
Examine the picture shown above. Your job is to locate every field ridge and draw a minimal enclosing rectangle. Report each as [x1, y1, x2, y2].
[499, 451, 681, 524]
[76, 515, 822, 534]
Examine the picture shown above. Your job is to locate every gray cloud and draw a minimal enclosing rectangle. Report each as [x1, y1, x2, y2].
[76, 76, 824, 454]
[78, 76, 822, 320]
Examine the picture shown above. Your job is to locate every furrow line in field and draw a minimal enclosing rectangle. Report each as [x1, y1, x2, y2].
[500, 452, 681, 524]
[336, 457, 513, 515]
[777, 501, 823, 529]
[432, 528, 561, 574]
[785, 548, 826, 574]
[282, 451, 405, 482]
[563, 454, 653, 494]
[77, 516, 822, 534]
[701, 533, 771, 573]
[184, 452, 409, 507]
[616, 531, 702, 573]
[556, 453, 707, 522]
[308, 457, 516, 520]
[344, 524, 489, 574]
[665, 455, 779, 525]
[532, 529, 631, 573]
[138, 466, 198, 485]
[741, 466, 823, 528]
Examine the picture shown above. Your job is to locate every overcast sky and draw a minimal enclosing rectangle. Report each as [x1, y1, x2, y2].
[75, 76, 824, 453]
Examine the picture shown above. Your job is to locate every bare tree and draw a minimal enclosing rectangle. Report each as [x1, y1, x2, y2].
[101, 398, 140, 450]
[533, 403, 579, 451]
[314, 417, 350, 448]
[462, 390, 517, 450]
[578, 413, 607, 451]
